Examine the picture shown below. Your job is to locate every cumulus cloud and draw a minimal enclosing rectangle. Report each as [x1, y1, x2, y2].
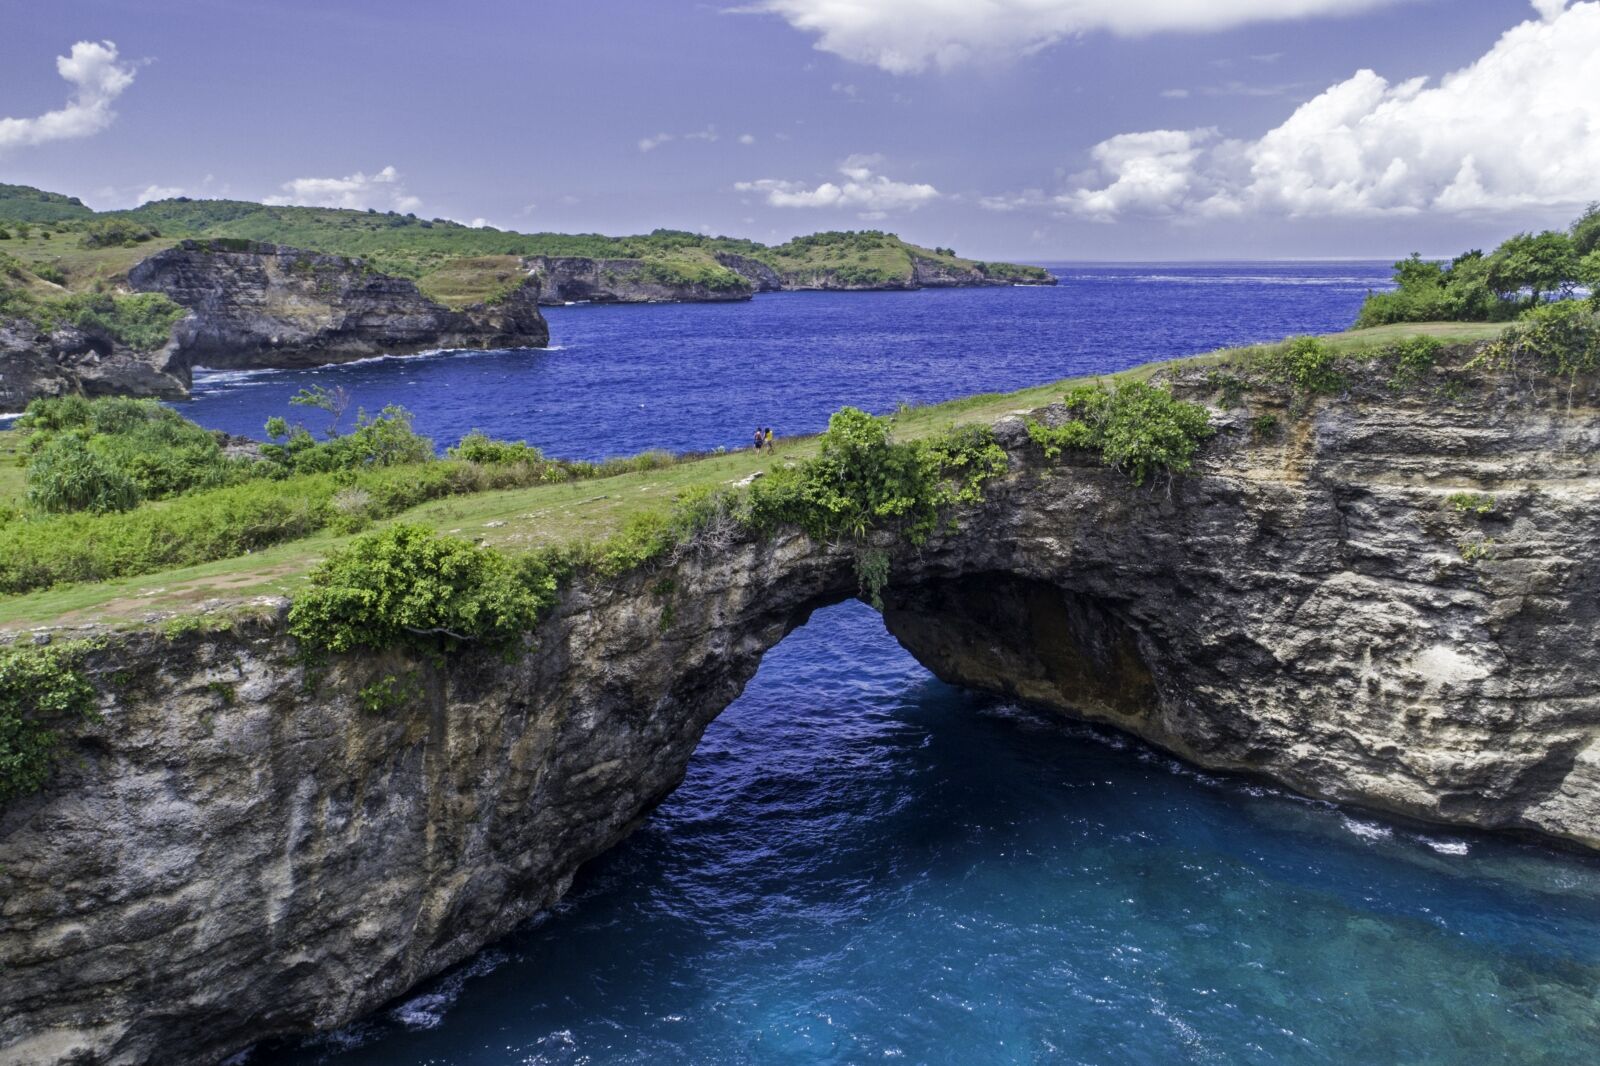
[1053, 0, 1600, 220]
[0, 41, 138, 152]
[749, 0, 1398, 73]
[263, 165, 422, 212]
[736, 155, 940, 213]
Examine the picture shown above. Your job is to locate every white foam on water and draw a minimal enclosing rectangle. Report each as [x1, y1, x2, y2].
[1421, 837, 1471, 856]
[388, 949, 508, 1030]
[1340, 816, 1394, 842]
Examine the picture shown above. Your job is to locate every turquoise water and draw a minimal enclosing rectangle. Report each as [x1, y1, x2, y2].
[255, 603, 1600, 1065]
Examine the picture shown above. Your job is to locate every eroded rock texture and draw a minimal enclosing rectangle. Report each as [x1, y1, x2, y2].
[1, 354, 1597, 1064]
[129, 240, 549, 372]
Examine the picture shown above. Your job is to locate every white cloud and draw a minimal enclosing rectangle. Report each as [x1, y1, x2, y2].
[263, 165, 422, 212]
[137, 184, 185, 203]
[1057, 1, 1600, 220]
[736, 155, 940, 213]
[639, 127, 719, 153]
[738, 133, 757, 145]
[749, 0, 1399, 74]
[0, 41, 138, 152]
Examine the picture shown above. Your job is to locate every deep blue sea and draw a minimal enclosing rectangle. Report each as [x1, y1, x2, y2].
[238, 264, 1600, 1065]
[178, 262, 1394, 460]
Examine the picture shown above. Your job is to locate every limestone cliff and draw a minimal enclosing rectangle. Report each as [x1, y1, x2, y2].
[130, 240, 549, 373]
[2, 348, 1598, 1065]
[0, 317, 188, 409]
[525, 255, 753, 305]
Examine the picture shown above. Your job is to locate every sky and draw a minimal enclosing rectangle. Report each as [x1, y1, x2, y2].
[1, 0, 1596, 260]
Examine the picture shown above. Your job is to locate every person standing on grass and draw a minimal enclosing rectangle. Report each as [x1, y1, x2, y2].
[754, 427, 765, 452]
[765, 427, 775, 452]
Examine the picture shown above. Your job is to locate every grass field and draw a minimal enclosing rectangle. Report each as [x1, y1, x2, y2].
[0, 321, 1505, 630]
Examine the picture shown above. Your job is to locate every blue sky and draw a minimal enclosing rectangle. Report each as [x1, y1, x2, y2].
[2, 0, 1595, 259]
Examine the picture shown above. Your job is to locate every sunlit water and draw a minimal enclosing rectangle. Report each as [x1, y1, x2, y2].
[253, 603, 1600, 1065]
[223, 264, 1600, 1064]
[175, 262, 1393, 460]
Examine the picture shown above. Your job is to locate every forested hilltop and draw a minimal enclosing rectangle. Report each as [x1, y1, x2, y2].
[0, 183, 1053, 306]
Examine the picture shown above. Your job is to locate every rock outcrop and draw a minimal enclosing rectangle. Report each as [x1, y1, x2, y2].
[526, 252, 1058, 303]
[0, 317, 188, 409]
[2, 349, 1598, 1065]
[525, 255, 753, 305]
[130, 240, 548, 373]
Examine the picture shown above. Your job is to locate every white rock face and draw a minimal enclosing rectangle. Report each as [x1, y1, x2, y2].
[1, 351, 1597, 1065]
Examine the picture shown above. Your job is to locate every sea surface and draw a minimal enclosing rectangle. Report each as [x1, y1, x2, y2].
[237, 264, 1600, 1064]
[178, 262, 1395, 460]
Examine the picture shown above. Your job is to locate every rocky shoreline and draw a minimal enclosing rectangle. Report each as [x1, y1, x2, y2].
[0, 241, 550, 407]
[1, 349, 1596, 1065]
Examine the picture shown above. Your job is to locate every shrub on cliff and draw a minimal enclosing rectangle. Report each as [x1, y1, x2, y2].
[19, 395, 251, 505]
[744, 409, 1006, 546]
[0, 642, 97, 805]
[24, 435, 142, 515]
[1026, 381, 1213, 486]
[262, 405, 433, 474]
[1485, 300, 1600, 380]
[288, 524, 553, 654]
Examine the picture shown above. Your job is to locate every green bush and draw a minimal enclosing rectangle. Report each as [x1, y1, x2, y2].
[79, 218, 160, 248]
[743, 409, 1006, 545]
[288, 524, 553, 654]
[25, 435, 142, 514]
[1488, 300, 1600, 379]
[262, 405, 433, 474]
[0, 642, 97, 804]
[449, 431, 545, 464]
[46, 292, 186, 351]
[19, 395, 250, 504]
[1263, 336, 1344, 395]
[1385, 336, 1444, 390]
[1058, 381, 1214, 485]
[1026, 381, 1215, 483]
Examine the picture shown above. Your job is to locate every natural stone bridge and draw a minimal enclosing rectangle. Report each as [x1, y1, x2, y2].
[3, 358, 1598, 1065]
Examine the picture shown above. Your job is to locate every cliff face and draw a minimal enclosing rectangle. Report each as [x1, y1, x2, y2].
[526, 252, 1058, 303]
[2, 352, 1598, 1065]
[0, 317, 188, 409]
[128, 240, 549, 372]
[525, 255, 753, 305]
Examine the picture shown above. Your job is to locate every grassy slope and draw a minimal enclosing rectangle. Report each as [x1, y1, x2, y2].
[0, 186, 1048, 300]
[0, 321, 1505, 629]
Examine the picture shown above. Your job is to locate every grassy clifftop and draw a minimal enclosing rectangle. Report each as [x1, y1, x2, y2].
[0, 185, 1051, 305]
[0, 321, 1511, 629]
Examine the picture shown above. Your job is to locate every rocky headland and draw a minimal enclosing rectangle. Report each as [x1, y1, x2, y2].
[0, 241, 550, 407]
[0, 342, 1596, 1065]
[129, 240, 549, 373]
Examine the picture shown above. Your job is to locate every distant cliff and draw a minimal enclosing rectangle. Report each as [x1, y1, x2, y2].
[130, 240, 548, 371]
[0, 241, 549, 407]
[526, 255, 752, 305]
[527, 246, 1056, 303]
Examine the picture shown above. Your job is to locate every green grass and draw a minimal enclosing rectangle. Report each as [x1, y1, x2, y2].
[0, 321, 1509, 630]
[0, 186, 1050, 299]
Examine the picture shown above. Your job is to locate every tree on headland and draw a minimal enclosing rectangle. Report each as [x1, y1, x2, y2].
[1487, 230, 1579, 304]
